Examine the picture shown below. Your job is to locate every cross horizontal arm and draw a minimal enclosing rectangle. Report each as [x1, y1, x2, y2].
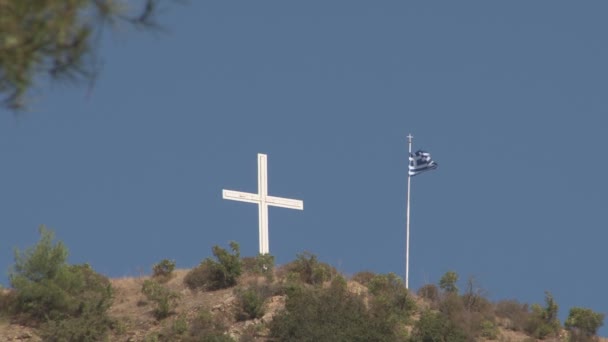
[222, 189, 260, 204]
[266, 196, 304, 210]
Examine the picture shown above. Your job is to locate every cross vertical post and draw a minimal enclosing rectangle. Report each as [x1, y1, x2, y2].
[223, 153, 303, 255]
[258, 154, 268, 254]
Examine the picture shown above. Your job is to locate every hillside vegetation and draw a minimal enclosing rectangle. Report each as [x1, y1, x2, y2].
[0, 226, 605, 342]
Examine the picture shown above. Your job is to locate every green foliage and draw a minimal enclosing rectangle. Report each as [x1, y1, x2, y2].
[234, 286, 266, 321]
[439, 271, 459, 294]
[565, 307, 604, 341]
[242, 253, 275, 281]
[11, 225, 68, 285]
[153, 259, 176, 282]
[0, 0, 180, 110]
[410, 310, 467, 342]
[9, 226, 113, 340]
[270, 276, 398, 341]
[151, 314, 190, 341]
[182, 308, 236, 342]
[172, 315, 189, 336]
[282, 251, 336, 285]
[141, 279, 180, 320]
[367, 273, 415, 323]
[40, 311, 114, 342]
[184, 241, 243, 291]
[234, 280, 278, 322]
[479, 320, 499, 340]
[183, 261, 211, 291]
[426, 274, 496, 340]
[524, 292, 561, 339]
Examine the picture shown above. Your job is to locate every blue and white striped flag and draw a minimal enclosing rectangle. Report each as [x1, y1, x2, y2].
[409, 150, 438, 176]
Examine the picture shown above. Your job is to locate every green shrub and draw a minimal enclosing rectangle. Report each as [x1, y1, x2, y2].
[235, 280, 278, 322]
[184, 261, 211, 291]
[410, 310, 467, 342]
[281, 252, 336, 285]
[153, 259, 176, 282]
[242, 254, 275, 281]
[153, 314, 189, 341]
[183, 308, 235, 342]
[479, 320, 499, 340]
[270, 276, 397, 341]
[368, 273, 415, 323]
[234, 287, 266, 321]
[172, 315, 189, 335]
[524, 292, 561, 339]
[9, 226, 113, 340]
[439, 271, 459, 294]
[565, 307, 605, 342]
[184, 242, 242, 291]
[141, 279, 180, 320]
[41, 311, 114, 342]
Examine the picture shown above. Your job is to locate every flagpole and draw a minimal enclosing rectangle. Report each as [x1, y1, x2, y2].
[406, 133, 413, 289]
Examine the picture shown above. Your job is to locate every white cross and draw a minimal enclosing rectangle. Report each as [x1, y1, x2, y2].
[222, 153, 303, 255]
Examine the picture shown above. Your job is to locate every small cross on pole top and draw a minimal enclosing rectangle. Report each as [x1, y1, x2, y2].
[222, 153, 303, 255]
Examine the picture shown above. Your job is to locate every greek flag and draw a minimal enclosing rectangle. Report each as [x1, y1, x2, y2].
[409, 150, 438, 176]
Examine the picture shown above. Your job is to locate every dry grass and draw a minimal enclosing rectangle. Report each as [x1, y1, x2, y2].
[1, 269, 607, 342]
[107, 269, 237, 341]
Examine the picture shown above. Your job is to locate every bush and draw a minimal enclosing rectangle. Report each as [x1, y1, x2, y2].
[141, 279, 180, 320]
[172, 315, 189, 336]
[9, 226, 113, 340]
[439, 271, 459, 294]
[234, 287, 266, 321]
[410, 310, 467, 342]
[242, 254, 275, 281]
[41, 311, 114, 342]
[183, 308, 235, 342]
[151, 314, 190, 342]
[184, 262, 211, 291]
[270, 276, 398, 341]
[479, 320, 499, 340]
[565, 307, 604, 342]
[184, 242, 242, 291]
[524, 292, 561, 339]
[153, 259, 176, 281]
[367, 273, 415, 323]
[235, 280, 279, 322]
[281, 252, 336, 285]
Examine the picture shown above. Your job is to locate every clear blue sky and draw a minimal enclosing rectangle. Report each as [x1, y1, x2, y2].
[1, 1, 606, 332]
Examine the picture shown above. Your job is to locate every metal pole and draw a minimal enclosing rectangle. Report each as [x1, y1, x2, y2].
[406, 134, 413, 289]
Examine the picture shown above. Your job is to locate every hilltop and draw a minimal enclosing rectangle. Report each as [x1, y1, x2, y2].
[0, 229, 605, 341]
[2, 264, 606, 341]
[0, 267, 549, 342]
